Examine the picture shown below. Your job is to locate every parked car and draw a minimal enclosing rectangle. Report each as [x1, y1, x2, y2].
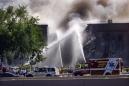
[0, 72, 19, 77]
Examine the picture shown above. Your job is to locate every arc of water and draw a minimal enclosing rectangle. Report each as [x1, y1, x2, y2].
[75, 31, 86, 63]
[43, 29, 87, 67]
[58, 42, 63, 67]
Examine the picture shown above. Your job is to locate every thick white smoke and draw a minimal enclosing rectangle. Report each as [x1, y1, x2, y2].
[92, 0, 129, 21]
[1, 0, 129, 33]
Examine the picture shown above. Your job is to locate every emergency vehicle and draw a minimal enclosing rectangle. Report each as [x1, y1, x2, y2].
[73, 58, 123, 76]
[33, 67, 60, 76]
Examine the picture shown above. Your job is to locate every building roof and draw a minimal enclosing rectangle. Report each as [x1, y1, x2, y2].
[86, 23, 129, 32]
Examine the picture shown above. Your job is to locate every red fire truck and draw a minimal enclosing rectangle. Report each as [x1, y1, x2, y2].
[73, 58, 123, 76]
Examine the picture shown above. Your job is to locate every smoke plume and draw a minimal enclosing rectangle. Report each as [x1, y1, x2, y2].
[1, 0, 129, 29]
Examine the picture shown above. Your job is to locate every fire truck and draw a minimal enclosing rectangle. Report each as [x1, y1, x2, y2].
[73, 58, 123, 76]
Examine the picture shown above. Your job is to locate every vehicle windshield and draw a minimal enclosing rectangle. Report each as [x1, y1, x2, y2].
[38, 68, 47, 72]
[47, 68, 55, 72]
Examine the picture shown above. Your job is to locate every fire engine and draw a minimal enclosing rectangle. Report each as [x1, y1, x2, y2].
[73, 58, 123, 76]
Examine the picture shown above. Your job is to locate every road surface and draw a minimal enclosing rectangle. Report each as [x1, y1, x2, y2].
[0, 76, 129, 86]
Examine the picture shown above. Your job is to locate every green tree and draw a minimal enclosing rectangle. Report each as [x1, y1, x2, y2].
[0, 6, 45, 65]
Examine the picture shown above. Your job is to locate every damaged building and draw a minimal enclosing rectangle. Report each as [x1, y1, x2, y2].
[83, 21, 129, 66]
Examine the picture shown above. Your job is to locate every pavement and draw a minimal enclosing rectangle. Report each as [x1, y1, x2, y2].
[0, 75, 129, 86]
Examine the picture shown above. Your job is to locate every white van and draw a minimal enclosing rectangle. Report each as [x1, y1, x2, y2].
[33, 67, 60, 77]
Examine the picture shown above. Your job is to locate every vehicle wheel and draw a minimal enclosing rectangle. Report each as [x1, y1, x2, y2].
[74, 73, 78, 76]
[105, 73, 111, 75]
[79, 73, 83, 76]
[46, 74, 52, 77]
[26, 74, 33, 77]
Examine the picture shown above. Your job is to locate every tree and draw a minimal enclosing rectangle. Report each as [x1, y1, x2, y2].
[0, 6, 45, 65]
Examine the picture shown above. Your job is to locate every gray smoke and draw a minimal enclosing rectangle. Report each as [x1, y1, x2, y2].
[1, 0, 129, 30]
[29, 0, 49, 12]
[59, 0, 92, 30]
[93, 0, 129, 21]
[0, 0, 28, 8]
[0, 0, 11, 8]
